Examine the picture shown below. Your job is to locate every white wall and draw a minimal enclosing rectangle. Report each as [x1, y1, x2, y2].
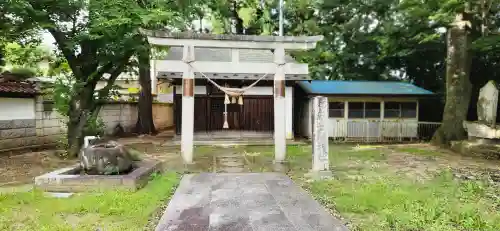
[0, 98, 35, 120]
[175, 85, 294, 139]
[302, 98, 312, 138]
[175, 85, 207, 95]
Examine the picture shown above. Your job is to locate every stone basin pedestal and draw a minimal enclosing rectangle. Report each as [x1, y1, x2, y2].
[34, 160, 162, 193]
[453, 121, 500, 160]
[463, 121, 500, 141]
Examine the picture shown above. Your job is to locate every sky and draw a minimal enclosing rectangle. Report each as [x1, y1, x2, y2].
[41, 31, 56, 50]
[40, 18, 210, 51]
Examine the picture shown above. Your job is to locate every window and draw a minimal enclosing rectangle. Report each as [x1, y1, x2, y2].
[365, 102, 381, 118]
[384, 102, 400, 118]
[348, 102, 364, 118]
[329, 102, 344, 118]
[401, 102, 417, 118]
[384, 102, 418, 118]
[347, 102, 381, 119]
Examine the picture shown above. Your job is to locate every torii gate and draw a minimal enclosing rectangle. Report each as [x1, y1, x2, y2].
[142, 30, 323, 164]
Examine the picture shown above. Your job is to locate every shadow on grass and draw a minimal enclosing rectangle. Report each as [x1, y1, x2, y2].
[0, 172, 180, 231]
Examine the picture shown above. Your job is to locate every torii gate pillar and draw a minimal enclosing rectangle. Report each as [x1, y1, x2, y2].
[181, 45, 195, 164]
[273, 46, 286, 162]
[142, 30, 323, 164]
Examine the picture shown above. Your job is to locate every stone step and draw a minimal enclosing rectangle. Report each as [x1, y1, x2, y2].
[219, 161, 245, 167]
[219, 167, 245, 173]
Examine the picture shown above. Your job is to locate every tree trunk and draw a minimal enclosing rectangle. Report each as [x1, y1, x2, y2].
[66, 106, 90, 157]
[66, 86, 96, 157]
[67, 118, 85, 157]
[431, 14, 473, 147]
[136, 39, 156, 134]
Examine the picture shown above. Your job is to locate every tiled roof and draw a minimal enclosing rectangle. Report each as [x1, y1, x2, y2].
[298, 80, 434, 96]
[0, 78, 38, 95]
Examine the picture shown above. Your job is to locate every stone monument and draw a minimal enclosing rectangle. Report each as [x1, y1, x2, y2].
[463, 81, 500, 140]
[457, 81, 500, 159]
[477, 80, 498, 126]
[308, 96, 332, 179]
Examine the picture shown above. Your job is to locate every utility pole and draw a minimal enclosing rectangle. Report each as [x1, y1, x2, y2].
[279, 0, 284, 36]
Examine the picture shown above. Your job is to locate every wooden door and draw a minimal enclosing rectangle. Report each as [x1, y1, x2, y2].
[175, 95, 274, 133]
[240, 97, 274, 131]
[174, 95, 209, 134]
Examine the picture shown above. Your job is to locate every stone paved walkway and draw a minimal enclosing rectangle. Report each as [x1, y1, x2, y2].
[155, 173, 348, 231]
[215, 152, 246, 173]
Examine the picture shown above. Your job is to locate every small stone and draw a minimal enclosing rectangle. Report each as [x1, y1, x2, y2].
[44, 192, 74, 198]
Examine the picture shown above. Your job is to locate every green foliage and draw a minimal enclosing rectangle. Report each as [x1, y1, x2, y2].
[206, 0, 275, 35]
[83, 116, 106, 137]
[4, 67, 37, 80]
[46, 57, 72, 77]
[51, 78, 72, 117]
[0, 172, 180, 230]
[2, 0, 201, 155]
[0, 42, 52, 76]
[278, 0, 500, 96]
[3, 42, 51, 66]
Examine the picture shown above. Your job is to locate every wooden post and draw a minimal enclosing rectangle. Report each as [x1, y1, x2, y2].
[181, 45, 195, 164]
[274, 46, 286, 162]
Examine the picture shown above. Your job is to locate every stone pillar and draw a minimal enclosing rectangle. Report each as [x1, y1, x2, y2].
[150, 59, 157, 95]
[310, 96, 331, 177]
[274, 46, 287, 162]
[181, 45, 195, 164]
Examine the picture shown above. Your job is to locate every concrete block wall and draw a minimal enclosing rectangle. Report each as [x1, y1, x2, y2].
[0, 96, 174, 152]
[99, 103, 138, 135]
[0, 119, 38, 150]
[153, 103, 174, 130]
[35, 99, 67, 146]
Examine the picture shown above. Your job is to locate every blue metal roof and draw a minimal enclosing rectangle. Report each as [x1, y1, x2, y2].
[298, 80, 434, 95]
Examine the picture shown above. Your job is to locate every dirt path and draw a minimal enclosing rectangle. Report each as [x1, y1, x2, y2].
[0, 150, 76, 186]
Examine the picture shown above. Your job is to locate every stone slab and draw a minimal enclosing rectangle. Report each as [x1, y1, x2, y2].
[155, 173, 348, 231]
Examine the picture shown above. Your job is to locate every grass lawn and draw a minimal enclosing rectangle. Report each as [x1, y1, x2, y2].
[1, 141, 499, 231]
[242, 144, 500, 231]
[0, 172, 179, 231]
[168, 144, 500, 230]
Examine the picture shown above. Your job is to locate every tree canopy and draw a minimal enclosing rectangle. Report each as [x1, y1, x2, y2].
[1, 0, 200, 156]
[2, 0, 500, 151]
